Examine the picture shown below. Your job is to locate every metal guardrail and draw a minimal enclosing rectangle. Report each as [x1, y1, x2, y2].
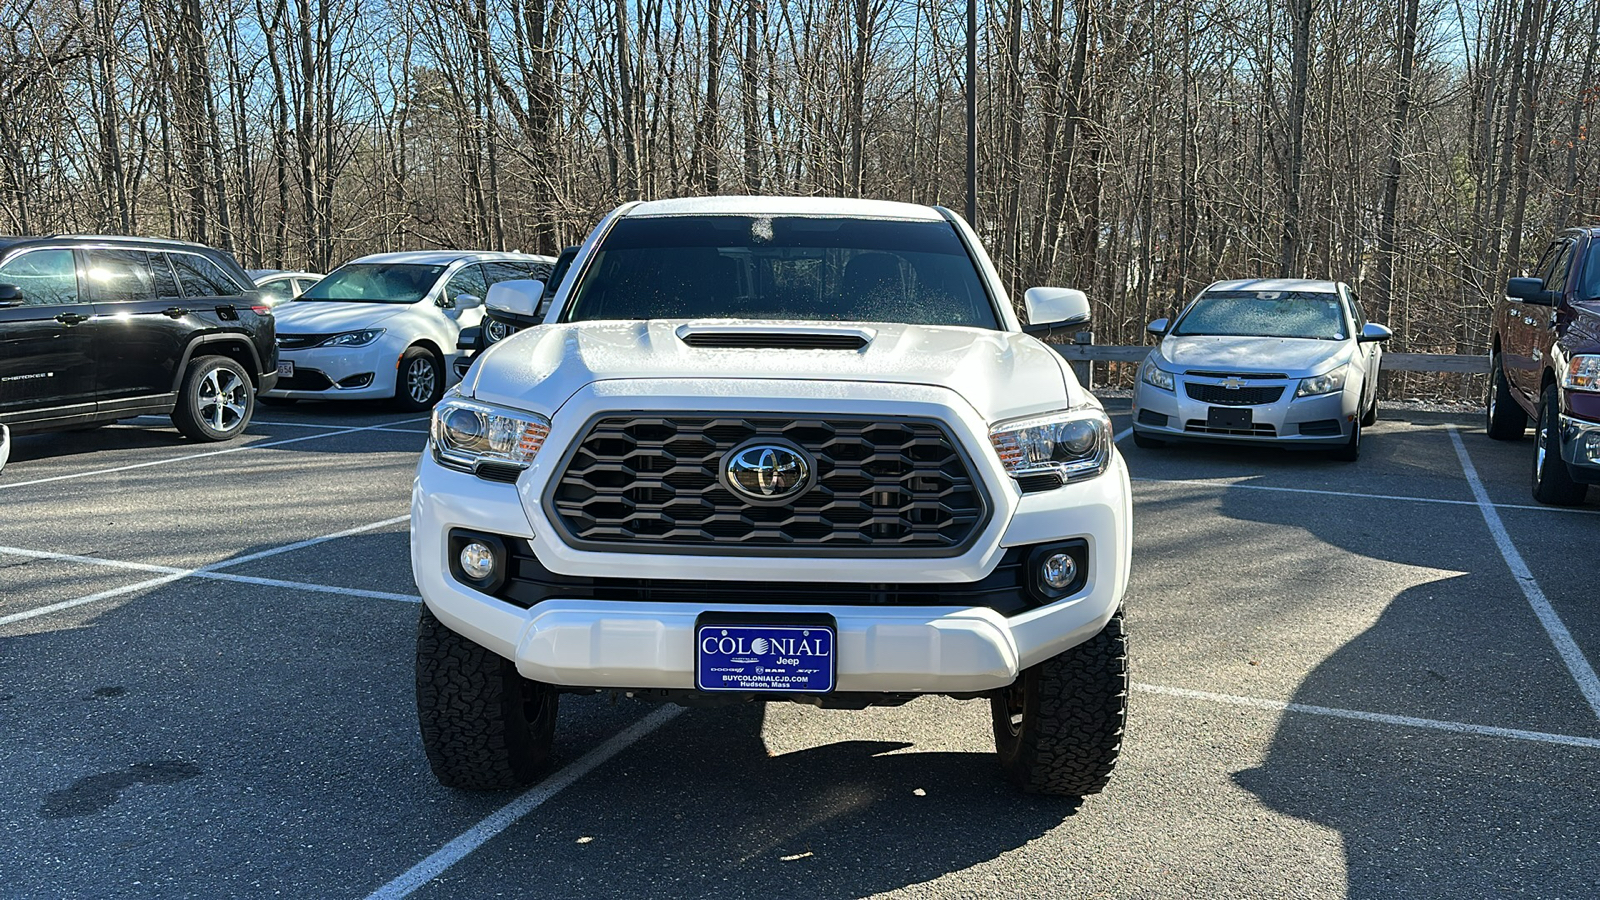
[1052, 344, 1488, 375]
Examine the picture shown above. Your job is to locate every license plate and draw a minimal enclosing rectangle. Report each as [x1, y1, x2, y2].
[695, 621, 835, 693]
[277, 360, 294, 377]
[1207, 406, 1252, 430]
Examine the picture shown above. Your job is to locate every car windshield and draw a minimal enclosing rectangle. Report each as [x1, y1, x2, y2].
[561, 216, 999, 328]
[1172, 291, 1347, 341]
[1583, 241, 1600, 301]
[297, 263, 445, 304]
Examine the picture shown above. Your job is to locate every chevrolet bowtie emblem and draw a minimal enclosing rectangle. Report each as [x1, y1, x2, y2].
[1220, 377, 1247, 390]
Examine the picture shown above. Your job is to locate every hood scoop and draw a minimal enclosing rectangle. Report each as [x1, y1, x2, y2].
[675, 323, 874, 351]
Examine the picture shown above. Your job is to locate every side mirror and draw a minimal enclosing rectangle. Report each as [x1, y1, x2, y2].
[486, 279, 543, 318]
[1507, 276, 1559, 306]
[457, 326, 480, 351]
[0, 283, 23, 307]
[1022, 287, 1091, 335]
[1358, 322, 1392, 343]
[453, 293, 483, 310]
[1146, 317, 1169, 336]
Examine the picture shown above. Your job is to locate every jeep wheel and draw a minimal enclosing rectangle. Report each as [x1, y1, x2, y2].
[1532, 384, 1588, 506]
[1486, 353, 1528, 440]
[394, 346, 444, 411]
[416, 605, 557, 790]
[992, 611, 1127, 797]
[171, 355, 254, 442]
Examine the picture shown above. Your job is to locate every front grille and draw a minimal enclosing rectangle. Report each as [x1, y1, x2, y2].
[546, 414, 988, 555]
[1185, 370, 1290, 380]
[277, 369, 333, 391]
[276, 333, 332, 350]
[1185, 383, 1285, 406]
[1184, 419, 1277, 437]
[499, 543, 1033, 614]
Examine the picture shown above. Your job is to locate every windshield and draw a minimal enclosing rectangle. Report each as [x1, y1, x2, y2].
[297, 263, 445, 304]
[562, 216, 999, 328]
[1172, 290, 1348, 341]
[1583, 241, 1600, 301]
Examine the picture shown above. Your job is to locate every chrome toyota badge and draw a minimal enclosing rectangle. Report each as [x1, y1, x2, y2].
[724, 443, 811, 502]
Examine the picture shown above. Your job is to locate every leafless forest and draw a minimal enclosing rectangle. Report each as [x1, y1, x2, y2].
[3, 0, 1598, 358]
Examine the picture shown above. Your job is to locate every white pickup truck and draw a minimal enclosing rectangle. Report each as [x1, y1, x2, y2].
[410, 196, 1133, 797]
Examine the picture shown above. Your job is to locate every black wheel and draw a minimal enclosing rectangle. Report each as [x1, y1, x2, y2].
[1360, 395, 1378, 427]
[394, 346, 444, 411]
[171, 355, 254, 442]
[416, 604, 557, 790]
[992, 611, 1127, 797]
[1532, 384, 1588, 506]
[1332, 418, 1361, 462]
[1131, 429, 1165, 449]
[1486, 353, 1529, 440]
[259, 396, 298, 407]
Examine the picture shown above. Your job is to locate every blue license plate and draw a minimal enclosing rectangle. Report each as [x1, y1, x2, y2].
[695, 623, 836, 693]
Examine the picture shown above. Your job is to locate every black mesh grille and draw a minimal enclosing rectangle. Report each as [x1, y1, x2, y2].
[547, 414, 987, 555]
[276, 333, 333, 350]
[1185, 383, 1285, 405]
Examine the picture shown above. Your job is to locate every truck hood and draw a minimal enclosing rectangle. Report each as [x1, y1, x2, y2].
[464, 320, 1082, 422]
[1156, 334, 1351, 377]
[273, 301, 408, 333]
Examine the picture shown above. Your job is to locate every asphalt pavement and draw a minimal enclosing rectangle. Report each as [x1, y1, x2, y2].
[1, 399, 1596, 899]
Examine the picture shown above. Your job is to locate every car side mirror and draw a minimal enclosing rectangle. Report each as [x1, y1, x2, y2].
[1358, 322, 1392, 343]
[1146, 317, 1168, 336]
[0, 283, 23, 307]
[457, 326, 480, 351]
[486, 279, 543, 318]
[1507, 276, 1559, 306]
[1022, 287, 1091, 335]
[453, 293, 484, 311]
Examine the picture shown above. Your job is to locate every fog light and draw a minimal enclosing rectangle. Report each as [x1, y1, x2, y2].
[1040, 552, 1078, 591]
[1584, 431, 1600, 463]
[459, 542, 497, 581]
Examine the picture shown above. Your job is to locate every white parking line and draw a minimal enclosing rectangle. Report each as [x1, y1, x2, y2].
[1447, 427, 1600, 720]
[0, 418, 428, 491]
[1137, 684, 1600, 749]
[1133, 475, 1600, 516]
[0, 515, 414, 625]
[366, 706, 683, 900]
[1115, 426, 1133, 443]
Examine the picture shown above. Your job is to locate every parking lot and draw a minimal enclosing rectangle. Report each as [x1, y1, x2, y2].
[2, 400, 1598, 899]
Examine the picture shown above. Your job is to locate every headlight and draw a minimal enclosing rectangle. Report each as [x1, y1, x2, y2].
[1564, 355, 1600, 393]
[1295, 365, 1348, 398]
[1140, 358, 1175, 392]
[484, 318, 517, 344]
[989, 407, 1112, 484]
[318, 328, 385, 348]
[431, 397, 551, 473]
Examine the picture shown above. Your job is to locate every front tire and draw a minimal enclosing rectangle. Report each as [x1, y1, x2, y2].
[416, 605, 558, 790]
[171, 355, 254, 442]
[992, 611, 1127, 797]
[394, 346, 444, 411]
[1486, 353, 1528, 440]
[1332, 418, 1361, 462]
[1532, 384, 1588, 506]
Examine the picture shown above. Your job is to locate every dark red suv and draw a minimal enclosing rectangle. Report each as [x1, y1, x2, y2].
[1487, 226, 1600, 505]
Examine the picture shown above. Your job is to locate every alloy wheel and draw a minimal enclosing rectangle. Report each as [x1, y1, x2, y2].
[198, 366, 247, 433]
[406, 356, 438, 404]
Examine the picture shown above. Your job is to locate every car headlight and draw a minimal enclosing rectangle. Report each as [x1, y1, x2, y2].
[989, 407, 1112, 484]
[1564, 355, 1600, 393]
[484, 318, 517, 344]
[318, 328, 385, 348]
[1295, 365, 1348, 398]
[1140, 358, 1175, 392]
[431, 397, 551, 473]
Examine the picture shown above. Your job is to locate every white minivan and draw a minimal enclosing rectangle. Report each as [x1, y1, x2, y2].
[263, 251, 555, 410]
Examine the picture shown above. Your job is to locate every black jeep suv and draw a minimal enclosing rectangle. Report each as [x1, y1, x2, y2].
[0, 235, 277, 455]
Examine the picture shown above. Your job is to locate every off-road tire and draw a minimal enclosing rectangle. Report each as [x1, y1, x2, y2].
[416, 605, 558, 790]
[1131, 430, 1165, 449]
[1485, 354, 1528, 440]
[1532, 384, 1588, 507]
[171, 355, 254, 442]
[1332, 418, 1361, 462]
[992, 611, 1127, 797]
[394, 346, 444, 411]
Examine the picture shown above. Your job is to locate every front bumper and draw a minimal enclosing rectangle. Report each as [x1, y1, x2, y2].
[1131, 374, 1357, 445]
[410, 385, 1133, 695]
[262, 340, 405, 400]
[1559, 413, 1600, 484]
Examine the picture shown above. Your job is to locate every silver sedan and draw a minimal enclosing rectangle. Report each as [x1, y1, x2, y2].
[1130, 278, 1391, 461]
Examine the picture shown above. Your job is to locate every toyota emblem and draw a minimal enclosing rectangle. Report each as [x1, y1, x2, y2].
[724, 443, 811, 502]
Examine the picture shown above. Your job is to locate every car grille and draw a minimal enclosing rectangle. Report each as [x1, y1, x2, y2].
[1184, 383, 1285, 406]
[276, 369, 333, 391]
[276, 333, 333, 350]
[546, 414, 988, 555]
[1184, 419, 1277, 437]
[498, 542, 1033, 614]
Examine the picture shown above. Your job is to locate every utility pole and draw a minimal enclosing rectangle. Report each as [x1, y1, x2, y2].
[966, 0, 977, 226]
